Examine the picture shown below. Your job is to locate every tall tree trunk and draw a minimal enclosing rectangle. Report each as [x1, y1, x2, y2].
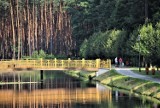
[23, 8, 26, 56]
[35, 4, 38, 51]
[32, 0, 35, 52]
[40, 4, 43, 50]
[0, 0, 73, 58]
[49, 1, 53, 54]
[27, 0, 31, 56]
[10, 0, 16, 59]
[17, 0, 21, 59]
[44, 0, 47, 50]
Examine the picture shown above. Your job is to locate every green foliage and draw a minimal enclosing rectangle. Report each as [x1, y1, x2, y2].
[55, 55, 67, 59]
[79, 39, 88, 58]
[45, 54, 55, 59]
[68, 0, 150, 60]
[22, 56, 32, 59]
[79, 30, 127, 58]
[150, 22, 160, 66]
[149, 1, 160, 24]
[32, 51, 39, 58]
[22, 50, 68, 60]
[23, 50, 47, 59]
[1, 0, 160, 66]
[133, 24, 155, 57]
[77, 1, 89, 8]
[39, 49, 46, 58]
[131, 23, 160, 66]
[126, 29, 140, 56]
[0, 0, 9, 11]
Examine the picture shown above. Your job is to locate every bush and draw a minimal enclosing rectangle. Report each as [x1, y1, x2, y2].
[79, 30, 127, 59]
[39, 49, 46, 58]
[22, 56, 32, 59]
[45, 54, 55, 59]
[32, 51, 39, 58]
[56, 55, 67, 59]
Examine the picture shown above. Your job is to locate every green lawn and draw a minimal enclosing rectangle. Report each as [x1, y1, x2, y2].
[131, 67, 160, 78]
[95, 69, 160, 100]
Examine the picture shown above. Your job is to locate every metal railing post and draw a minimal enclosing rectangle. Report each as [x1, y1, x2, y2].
[47, 60, 50, 68]
[82, 58, 85, 68]
[34, 60, 36, 68]
[0, 58, 112, 70]
[62, 60, 64, 68]
[41, 58, 43, 67]
[26, 59, 28, 68]
[96, 59, 100, 68]
[106, 59, 111, 70]
[68, 58, 71, 68]
[54, 58, 57, 68]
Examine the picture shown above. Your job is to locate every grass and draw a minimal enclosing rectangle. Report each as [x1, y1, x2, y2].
[94, 69, 160, 100]
[65, 69, 160, 101]
[135, 82, 160, 96]
[94, 69, 126, 84]
[131, 67, 160, 78]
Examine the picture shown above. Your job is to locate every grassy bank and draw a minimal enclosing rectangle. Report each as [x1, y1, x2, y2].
[94, 69, 160, 100]
[131, 67, 160, 78]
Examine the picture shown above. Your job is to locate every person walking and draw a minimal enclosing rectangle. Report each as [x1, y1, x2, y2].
[119, 57, 123, 67]
[115, 57, 118, 67]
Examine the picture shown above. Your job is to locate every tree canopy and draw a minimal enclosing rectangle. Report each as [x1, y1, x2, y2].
[0, 0, 160, 66]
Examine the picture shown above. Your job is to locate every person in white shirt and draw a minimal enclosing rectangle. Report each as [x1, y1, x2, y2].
[115, 57, 118, 67]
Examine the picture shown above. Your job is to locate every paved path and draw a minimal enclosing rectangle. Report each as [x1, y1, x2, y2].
[115, 68, 160, 84]
[96, 68, 109, 76]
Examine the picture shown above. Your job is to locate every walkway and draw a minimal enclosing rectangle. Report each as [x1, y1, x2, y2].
[96, 68, 109, 76]
[115, 68, 160, 84]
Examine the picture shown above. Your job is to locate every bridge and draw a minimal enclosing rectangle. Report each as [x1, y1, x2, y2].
[0, 58, 111, 71]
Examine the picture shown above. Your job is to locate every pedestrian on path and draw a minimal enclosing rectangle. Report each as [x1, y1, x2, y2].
[119, 57, 123, 67]
[115, 57, 118, 67]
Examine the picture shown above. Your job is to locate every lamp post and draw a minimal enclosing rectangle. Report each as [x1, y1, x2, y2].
[137, 35, 141, 72]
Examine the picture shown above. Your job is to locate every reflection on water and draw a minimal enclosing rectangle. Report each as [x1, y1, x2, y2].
[0, 71, 159, 108]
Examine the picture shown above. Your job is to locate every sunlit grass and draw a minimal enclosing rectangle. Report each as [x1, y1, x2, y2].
[95, 69, 126, 84]
[95, 69, 120, 80]
[135, 82, 160, 96]
[131, 67, 160, 78]
[67, 69, 160, 100]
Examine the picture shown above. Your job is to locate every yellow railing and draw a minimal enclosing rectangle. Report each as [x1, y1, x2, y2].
[0, 58, 111, 70]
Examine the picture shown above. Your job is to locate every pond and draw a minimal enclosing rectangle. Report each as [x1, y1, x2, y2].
[0, 70, 159, 108]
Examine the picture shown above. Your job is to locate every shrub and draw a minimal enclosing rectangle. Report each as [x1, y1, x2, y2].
[45, 54, 55, 59]
[39, 49, 46, 58]
[32, 50, 39, 58]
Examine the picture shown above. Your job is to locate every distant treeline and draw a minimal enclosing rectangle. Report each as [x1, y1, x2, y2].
[0, 0, 160, 66]
[69, 0, 160, 66]
[0, 0, 73, 59]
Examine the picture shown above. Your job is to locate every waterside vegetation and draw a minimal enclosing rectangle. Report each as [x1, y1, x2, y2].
[94, 69, 160, 100]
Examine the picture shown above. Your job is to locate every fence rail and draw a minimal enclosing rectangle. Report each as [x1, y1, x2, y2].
[0, 58, 111, 71]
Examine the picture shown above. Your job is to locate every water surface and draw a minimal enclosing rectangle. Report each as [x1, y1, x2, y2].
[0, 70, 159, 108]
